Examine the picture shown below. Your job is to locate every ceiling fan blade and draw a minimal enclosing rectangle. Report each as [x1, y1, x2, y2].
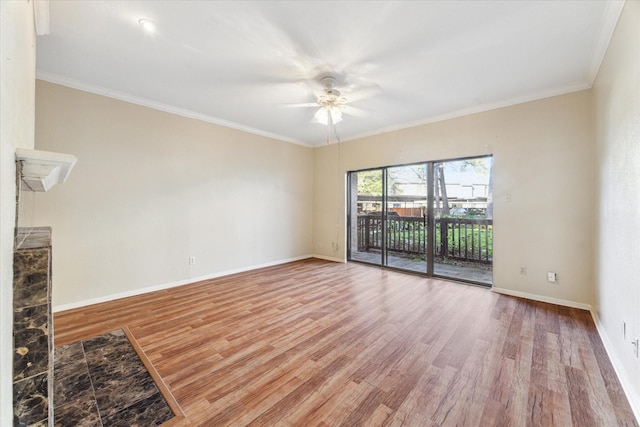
[345, 84, 382, 103]
[278, 102, 319, 108]
[303, 77, 325, 93]
[310, 107, 323, 124]
[342, 105, 368, 118]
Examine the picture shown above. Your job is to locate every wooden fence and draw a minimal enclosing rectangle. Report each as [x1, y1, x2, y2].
[356, 215, 493, 263]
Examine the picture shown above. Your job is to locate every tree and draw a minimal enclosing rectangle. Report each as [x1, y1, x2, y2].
[435, 163, 450, 216]
[357, 170, 383, 195]
[457, 158, 489, 173]
[356, 170, 402, 195]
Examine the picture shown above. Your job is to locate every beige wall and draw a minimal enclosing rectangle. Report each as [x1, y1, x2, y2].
[34, 81, 314, 309]
[314, 90, 594, 307]
[27, 4, 638, 416]
[593, 0, 640, 417]
[0, 1, 37, 424]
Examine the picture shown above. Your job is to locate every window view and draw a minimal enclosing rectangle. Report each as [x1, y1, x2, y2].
[384, 164, 428, 273]
[433, 158, 493, 284]
[348, 169, 384, 265]
[348, 156, 493, 286]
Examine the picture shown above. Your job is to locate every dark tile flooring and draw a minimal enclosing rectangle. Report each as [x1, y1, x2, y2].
[54, 329, 174, 426]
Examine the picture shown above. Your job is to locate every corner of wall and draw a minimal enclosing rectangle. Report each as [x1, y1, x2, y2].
[591, 309, 640, 422]
[590, 0, 640, 423]
[0, 1, 37, 424]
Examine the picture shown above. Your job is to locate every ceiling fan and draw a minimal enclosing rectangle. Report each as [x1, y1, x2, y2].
[312, 76, 348, 125]
[285, 74, 380, 127]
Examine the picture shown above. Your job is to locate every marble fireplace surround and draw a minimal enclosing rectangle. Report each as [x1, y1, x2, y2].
[13, 227, 54, 426]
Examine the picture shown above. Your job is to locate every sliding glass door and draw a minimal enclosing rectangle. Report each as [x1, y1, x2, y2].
[432, 158, 493, 284]
[384, 165, 429, 273]
[348, 156, 493, 286]
[348, 169, 384, 265]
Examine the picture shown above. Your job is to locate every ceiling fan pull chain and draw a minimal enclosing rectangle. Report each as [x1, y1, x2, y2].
[326, 111, 333, 144]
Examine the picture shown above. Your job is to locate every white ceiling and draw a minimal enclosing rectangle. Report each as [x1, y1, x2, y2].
[36, 1, 624, 147]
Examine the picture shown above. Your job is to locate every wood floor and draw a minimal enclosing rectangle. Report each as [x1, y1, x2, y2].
[54, 259, 638, 426]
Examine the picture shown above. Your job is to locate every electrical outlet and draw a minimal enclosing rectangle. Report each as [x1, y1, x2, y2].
[547, 272, 557, 283]
[520, 267, 527, 275]
[189, 256, 196, 265]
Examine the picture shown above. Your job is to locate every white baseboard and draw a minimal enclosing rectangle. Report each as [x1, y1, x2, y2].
[53, 254, 314, 313]
[590, 310, 640, 423]
[491, 287, 592, 310]
[312, 254, 346, 263]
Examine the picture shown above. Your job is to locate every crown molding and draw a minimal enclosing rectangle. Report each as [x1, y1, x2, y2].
[36, 71, 314, 148]
[587, 0, 626, 84]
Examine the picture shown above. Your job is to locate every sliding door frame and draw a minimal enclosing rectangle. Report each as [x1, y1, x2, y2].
[426, 162, 435, 273]
[381, 168, 388, 266]
[347, 155, 493, 287]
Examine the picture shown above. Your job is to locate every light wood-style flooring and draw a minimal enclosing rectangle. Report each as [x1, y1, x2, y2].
[54, 259, 639, 426]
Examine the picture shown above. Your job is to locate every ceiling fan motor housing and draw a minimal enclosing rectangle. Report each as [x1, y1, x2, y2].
[318, 76, 346, 106]
[325, 88, 341, 97]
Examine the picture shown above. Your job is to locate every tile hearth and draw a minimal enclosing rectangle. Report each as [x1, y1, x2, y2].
[54, 329, 174, 426]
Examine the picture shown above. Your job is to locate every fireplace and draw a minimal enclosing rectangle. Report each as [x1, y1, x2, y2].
[12, 149, 76, 426]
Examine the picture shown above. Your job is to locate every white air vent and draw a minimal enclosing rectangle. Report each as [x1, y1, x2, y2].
[15, 148, 77, 192]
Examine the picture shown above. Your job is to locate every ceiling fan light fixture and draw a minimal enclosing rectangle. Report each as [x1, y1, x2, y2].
[330, 107, 343, 124]
[315, 106, 343, 125]
[138, 19, 155, 32]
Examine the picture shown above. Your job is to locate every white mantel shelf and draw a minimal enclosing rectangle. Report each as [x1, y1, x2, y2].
[15, 148, 77, 192]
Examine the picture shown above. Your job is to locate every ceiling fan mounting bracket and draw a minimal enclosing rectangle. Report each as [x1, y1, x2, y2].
[321, 76, 337, 89]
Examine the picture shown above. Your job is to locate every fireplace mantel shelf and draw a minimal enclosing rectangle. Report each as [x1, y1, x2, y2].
[15, 148, 77, 192]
